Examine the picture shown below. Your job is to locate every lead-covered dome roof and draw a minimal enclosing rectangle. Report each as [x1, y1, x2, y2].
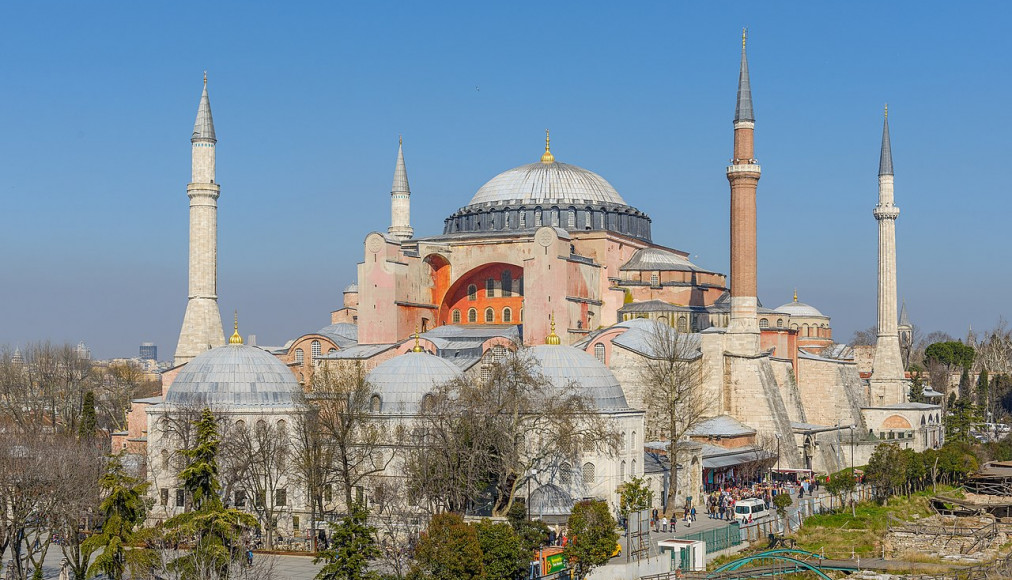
[166, 344, 302, 409]
[775, 295, 827, 318]
[468, 162, 627, 207]
[365, 352, 463, 415]
[528, 345, 630, 411]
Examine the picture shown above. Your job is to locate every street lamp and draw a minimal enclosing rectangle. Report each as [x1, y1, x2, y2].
[849, 425, 856, 517]
[774, 433, 781, 483]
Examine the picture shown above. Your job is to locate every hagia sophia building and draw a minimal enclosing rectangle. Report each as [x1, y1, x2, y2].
[114, 33, 943, 527]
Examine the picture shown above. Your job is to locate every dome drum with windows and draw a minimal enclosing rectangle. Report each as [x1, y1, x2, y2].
[443, 132, 652, 241]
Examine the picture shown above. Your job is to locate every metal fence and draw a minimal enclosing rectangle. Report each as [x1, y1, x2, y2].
[737, 486, 877, 542]
[679, 522, 742, 554]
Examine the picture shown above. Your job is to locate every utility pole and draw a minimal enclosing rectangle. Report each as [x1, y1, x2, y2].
[775, 433, 781, 482]
[850, 425, 856, 517]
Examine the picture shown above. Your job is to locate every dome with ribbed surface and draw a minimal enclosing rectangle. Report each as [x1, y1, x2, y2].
[467, 162, 626, 207]
[365, 352, 463, 415]
[166, 344, 302, 409]
[775, 300, 826, 318]
[529, 345, 629, 410]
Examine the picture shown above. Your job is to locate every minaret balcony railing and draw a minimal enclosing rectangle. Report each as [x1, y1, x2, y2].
[726, 164, 762, 174]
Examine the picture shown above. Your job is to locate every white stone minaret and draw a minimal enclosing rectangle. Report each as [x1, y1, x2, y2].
[174, 74, 225, 366]
[387, 137, 413, 240]
[870, 105, 907, 403]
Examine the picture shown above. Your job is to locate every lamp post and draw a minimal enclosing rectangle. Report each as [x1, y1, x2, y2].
[774, 433, 781, 483]
[527, 469, 537, 521]
[849, 425, 856, 517]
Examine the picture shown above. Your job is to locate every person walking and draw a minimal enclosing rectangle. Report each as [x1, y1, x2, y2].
[661, 516, 668, 533]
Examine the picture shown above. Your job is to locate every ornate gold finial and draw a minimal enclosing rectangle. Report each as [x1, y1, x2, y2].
[203, 71, 207, 86]
[793, 288, 798, 303]
[546, 313, 561, 345]
[540, 129, 555, 164]
[229, 310, 243, 345]
[412, 325, 424, 352]
[399, 134, 403, 146]
[742, 28, 747, 49]
[884, 103, 888, 119]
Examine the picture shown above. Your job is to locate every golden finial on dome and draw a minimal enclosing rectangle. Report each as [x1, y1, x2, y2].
[229, 310, 243, 345]
[412, 326, 424, 352]
[793, 288, 798, 303]
[203, 71, 207, 86]
[742, 27, 747, 49]
[884, 103, 888, 120]
[540, 129, 555, 164]
[546, 313, 561, 345]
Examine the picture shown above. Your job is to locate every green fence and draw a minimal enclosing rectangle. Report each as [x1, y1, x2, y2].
[679, 522, 742, 554]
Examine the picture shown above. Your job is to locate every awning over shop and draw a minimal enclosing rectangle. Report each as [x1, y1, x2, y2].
[702, 448, 772, 470]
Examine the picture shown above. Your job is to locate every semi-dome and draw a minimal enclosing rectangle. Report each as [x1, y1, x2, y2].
[166, 344, 303, 409]
[343, 282, 359, 293]
[528, 345, 629, 411]
[468, 162, 627, 207]
[365, 351, 463, 415]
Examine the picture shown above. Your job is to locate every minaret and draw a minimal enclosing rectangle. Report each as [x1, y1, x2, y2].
[174, 74, 225, 366]
[870, 105, 907, 403]
[725, 29, 762, 354]
[387, 137, 414, 240]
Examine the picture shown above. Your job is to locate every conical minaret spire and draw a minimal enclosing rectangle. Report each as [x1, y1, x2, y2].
[175, 74, 225, 366]
[725, 28, 762, 354]
[870, 104, 906, 402]
[388, 136, 414, 240]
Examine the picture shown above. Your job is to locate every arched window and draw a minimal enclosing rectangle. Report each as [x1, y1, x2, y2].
[502, 270, 512, 297]
[658, 315, 669, 327]
[620, 460, 626, 481]
[631, 431, 636, 455]
[468, 308, 477, 323]
[594, 343, 606, 363]
[485, 307, 494, 323]
[295, 348, 304, 365]
[759, 318, 769, 329]
[311, 340, 321, 358]
[481, 365, 492, 383]
[277, 420, 288, 437]
[490, 345, 507, 363]
[421, 394, 435, 413]
[791, 323, 799, 330]
[560, 462, 572, 486]
[370, 394, 381, 413]
[452, 309, 461, 324]
[519, 308, 524, 322]
[486, 278, 495, 298]
[777, 319, 784, 328]
[619, 432, 626, 451]
[502, 307, 512, 323]
[467, 284, 477, 301]
[632, 458, 637, 476]
[677, 316, 688, 333]
[328, 348, 337, 354]
[161, 449, 169, 470]
[650, 273, 659, 287]
[582, 462, 596, 485]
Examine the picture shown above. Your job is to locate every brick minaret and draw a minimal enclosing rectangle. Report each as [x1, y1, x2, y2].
[388, 137, 414, 240]
[174, 74, 224, 366]
[870, 106, 907, 403]
[725, 30, 762, 354]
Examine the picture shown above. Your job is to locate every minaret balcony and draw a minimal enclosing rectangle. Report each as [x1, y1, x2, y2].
[873, 206, 900, 220]
[726, 164, 762, 174]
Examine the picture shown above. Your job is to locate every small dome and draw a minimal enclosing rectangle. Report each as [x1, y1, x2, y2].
[529, 483, 574, 516]
[316, 323, 358, 347]
[620, 247, 704, 272]
[528, 345, 629, 410]
[467, 162, 627, 207]
[365, 352, 463, 415]
[343, 283, 359, 293]
[775, 300, 826, 318]
[166, 344, 302, 409]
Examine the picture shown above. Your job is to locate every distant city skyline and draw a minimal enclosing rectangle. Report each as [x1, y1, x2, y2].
[1, 2, 1009, 359]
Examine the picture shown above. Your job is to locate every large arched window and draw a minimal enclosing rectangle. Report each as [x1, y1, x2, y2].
[677, 316, 688, 333]
[582, 462, 596, 485]
[486, 278, 495, 298]
[485, 307, 495, 323]
[490, 345, 507, 362]
[502, 270, 512, 297]
[370, 394, 381, 413]
[759, 318, 769, 329]
[468, 308, 477, 323]
[502, 307, 512, 323]
[594, 343, 606, 363]
[452, 309, 461, 324]
[560, 462, 572, 486]
[467, 284, 477, 301]
[311, 340, 322, 358]
[294, 348, 304, 365]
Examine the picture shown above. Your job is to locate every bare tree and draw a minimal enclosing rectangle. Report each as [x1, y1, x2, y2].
[977, 318, 1012, 376]
[369, 478, 425, 578]
[290, 401, 342, 545]
[638, 322, 710, 515]
[849, 326, 878, 347]
[405, 348, 616, 516]
[230, 419, 292, 550]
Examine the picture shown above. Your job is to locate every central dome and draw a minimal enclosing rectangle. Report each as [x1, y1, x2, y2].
[467, 161, 627, 207]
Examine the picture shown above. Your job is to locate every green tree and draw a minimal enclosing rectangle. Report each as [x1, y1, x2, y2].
[908, 373, 926, 403]
[958, 367, 971, 400]
[314, 503, 380, 580]
[865, 443, 909, 504]
[945, 397, 981, 444]
[505, 499, 550, 554]
[411, 512, 484, 580]
[824, 469, 856, 515]
[473, 520, 526, 580]
[925, 341, 975, 371]
[79, 391, 97, 440]
[83, 455, 151, 580]
[161, 408, 259, 580]
[564, 500, 618, 580]
[772, 493, 793, 532]
[616, 476, 653, 517]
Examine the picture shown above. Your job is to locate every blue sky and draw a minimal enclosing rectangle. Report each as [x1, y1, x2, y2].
[1, 2, 1008, 359]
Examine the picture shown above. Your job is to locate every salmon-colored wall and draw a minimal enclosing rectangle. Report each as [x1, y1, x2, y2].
[439, 263, 525, 325]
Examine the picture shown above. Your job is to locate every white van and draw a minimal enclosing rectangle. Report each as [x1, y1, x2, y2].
[733, 498, 770, 523]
